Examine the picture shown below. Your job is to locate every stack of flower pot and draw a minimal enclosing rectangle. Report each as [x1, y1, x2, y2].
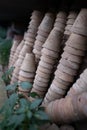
[18, 53, 36, 96]
[31, 11, 67, 98]
[53, 11, 67, 69]
[43, 9, 87, 105]
[8, 35, 23, 68]
[11, 39, 25, 67]
[67, 68, 87, 97]
[10, 10, 43, 84]
[62, 11, 78, 47]
[54, 11, 67, 33]
[45, 92, 87, 124]
[33, 12, 55, 64]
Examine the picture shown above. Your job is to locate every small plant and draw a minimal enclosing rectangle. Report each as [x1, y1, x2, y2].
[0, 81, 50, 130]
[0, 38, 12, 66]
[2, 66, 14, 85]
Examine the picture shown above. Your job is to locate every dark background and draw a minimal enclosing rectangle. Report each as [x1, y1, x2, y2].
[0, 0, 87, 22]
[0, 0, 87, 35]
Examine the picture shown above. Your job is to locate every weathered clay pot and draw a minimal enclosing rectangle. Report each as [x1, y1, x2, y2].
[38, 12, 55, 32]
[64, 45, 85, 56]
[61, 51, 83, 63]
[71, 9, 87, 36]
[20, 53, 36, 72]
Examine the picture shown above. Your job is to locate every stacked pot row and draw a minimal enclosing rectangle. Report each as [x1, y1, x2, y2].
[62, 11, 78, 48]
[43, 8, 87, 105]
[31, 15, 66, 98]
[43, 33, 87, 105]
[10, 10, 43, 84]
[54, 11, 67, 33]
[33, 12, 55, 64]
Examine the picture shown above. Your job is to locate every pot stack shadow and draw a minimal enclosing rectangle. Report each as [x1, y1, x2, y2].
[43, 8, 87, 105]
[31, 11, 67, 98]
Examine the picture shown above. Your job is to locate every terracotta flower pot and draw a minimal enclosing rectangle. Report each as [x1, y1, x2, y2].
[71, 9, 87, 36]
[20, 53, 36, 72]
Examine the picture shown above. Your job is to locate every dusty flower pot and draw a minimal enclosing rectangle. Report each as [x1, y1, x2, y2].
[24, 33, 35, 43]
[38, 12, 55, 33]
[27, 26, 38, 33]
[36, 69, 50, 79]
[43, 29, 63, 52]
[34, 40, 45, 47]
[33, 43, 42, 51]
[50, 83, 66, 95]
[14, 58, 23, 67]
[64, 45, 85, 56]
[71, 9, 87, 36]
[55, 69, 74, 82]
[56, 11, 67, 19]
[33, 83, 48, 92]
[61, 51, 83, 63]
[57, 64, 77, 76]
[53, 79, 69, 90]
[37, 29, 49, 37]
[18, 75, 33, 81]
[34, 78, 49, 87]
[33, 48, 41, 56]
[19, 44, 32, 56]
[41, 48, 58, 59]
[19, 70, 35, 78]
[55, 17, 66, 24]
[20, 53, 36, 72]
[36, 35, 47, 42]
[65, 33, 87, 50]
[38, 65, 53, 74]
[41, 55, 55, 65]
[39, 60, 53, 70]
[59, 58, 79, 70]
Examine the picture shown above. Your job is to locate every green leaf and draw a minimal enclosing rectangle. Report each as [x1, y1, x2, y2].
[16, 107, 25, 114]
[20, 98, 30, 107]
[29, 92, 40, 98]
[30, 99, 42, 110]
[27, 111, 32, 119]
[7, 114, 25, 127]
[19, 82, 32, 90]
[8, 93, 18, 108]
[6, 82, 18, 91]
[29, 124, 38, 130]
[34, 111, 49, 120]
[6, 66, 14, 75]
[0, 39, 12, 65]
